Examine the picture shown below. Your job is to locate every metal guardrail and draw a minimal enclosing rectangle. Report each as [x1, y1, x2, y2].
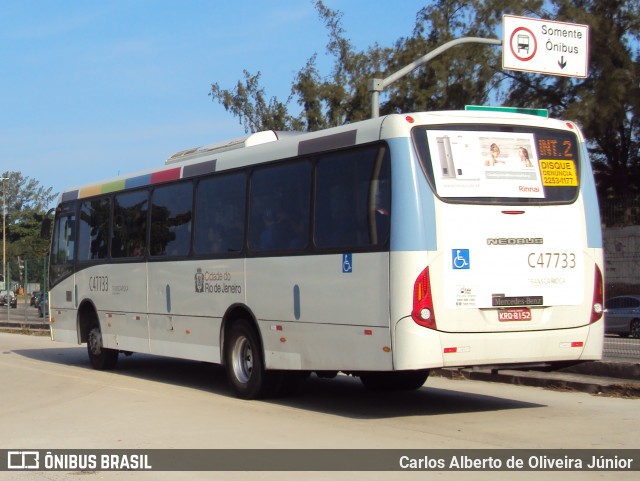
[603, 336, 640, 360]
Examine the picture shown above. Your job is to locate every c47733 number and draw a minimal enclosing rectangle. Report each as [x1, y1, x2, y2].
[527, 252, 576, 269]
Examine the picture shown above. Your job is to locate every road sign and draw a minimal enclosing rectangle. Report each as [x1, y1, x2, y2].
[502, 15, 589, 78]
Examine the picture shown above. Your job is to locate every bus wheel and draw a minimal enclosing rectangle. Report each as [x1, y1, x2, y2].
[630, 319, 640, 339]
[87, 325, 118, 370]
[225, 320, 274, 399]
[359, 370, 429, 391]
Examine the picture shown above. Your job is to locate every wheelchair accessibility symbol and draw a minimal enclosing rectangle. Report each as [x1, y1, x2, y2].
[342, 253, 353, 273]
[452, 249, 470, 269]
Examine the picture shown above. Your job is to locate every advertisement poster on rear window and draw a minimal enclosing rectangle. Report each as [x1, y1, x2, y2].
[427, 131, 544, 198]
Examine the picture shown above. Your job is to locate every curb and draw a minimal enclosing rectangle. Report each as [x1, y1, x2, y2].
[432, 364, 640, 398]
[558, 360, 640, 380]
[0, 321, 50, 335]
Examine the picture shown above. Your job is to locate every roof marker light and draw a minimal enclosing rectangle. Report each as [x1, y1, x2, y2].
[465, 105, 548, 118]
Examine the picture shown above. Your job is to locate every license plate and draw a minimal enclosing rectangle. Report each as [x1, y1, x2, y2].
[498, 307, 532, 321]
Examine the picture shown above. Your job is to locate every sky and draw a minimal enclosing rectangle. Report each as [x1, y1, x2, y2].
[1, 0, 427, 201]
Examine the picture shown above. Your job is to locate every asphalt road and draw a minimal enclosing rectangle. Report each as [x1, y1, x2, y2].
[0, 333, 638, 481]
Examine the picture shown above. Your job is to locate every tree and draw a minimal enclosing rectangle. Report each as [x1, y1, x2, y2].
[294, 0, 387, 127]
[498, 0, 640, 225]
[210, 1, 388, 131]
[209, 0, 640, 222]
[381, 0, 502, 114]
[1, 171, 56, 286]
[209, 70, 295, 133]
[209, 0, 547, 127]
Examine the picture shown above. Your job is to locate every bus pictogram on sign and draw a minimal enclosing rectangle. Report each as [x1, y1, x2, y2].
[510, 27, 537, 62]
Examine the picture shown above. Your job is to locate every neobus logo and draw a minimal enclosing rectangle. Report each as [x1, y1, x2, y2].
[486, 237, 544, 245]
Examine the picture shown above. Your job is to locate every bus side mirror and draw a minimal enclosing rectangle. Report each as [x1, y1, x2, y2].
[40, 208, 56, 240]
[40, 218, 51, 239]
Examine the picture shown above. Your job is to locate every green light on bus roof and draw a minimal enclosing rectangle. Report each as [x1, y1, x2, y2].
[465, 105, 548, 118]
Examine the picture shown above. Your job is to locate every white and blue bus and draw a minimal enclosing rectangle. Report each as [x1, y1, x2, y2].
[47, 108, 604, 399]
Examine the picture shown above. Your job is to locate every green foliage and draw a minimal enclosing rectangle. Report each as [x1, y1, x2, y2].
[209, 0, 640, 222]
[498, 0, 640, 224]
[209, 70, 295, 133]
[1, 171, 56, 285]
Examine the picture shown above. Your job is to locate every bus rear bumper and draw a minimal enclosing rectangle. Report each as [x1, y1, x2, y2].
[393, 317, 604, 370]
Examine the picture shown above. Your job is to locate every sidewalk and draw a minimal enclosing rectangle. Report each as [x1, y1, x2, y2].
[1, 320, 638, 397]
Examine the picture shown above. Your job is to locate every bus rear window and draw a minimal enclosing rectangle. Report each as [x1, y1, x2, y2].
[412, 125, 580, 204]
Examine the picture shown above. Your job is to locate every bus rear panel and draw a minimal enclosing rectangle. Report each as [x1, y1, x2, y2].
[388, 112, 603, 371]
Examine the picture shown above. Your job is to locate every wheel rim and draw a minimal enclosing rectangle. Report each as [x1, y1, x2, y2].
[631, 320, 640, 339]
[231, 336, 253, 384]
[88, 329, 103, 357]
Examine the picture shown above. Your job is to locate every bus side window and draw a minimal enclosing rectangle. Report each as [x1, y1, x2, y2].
[150, 181, 193, 257]
[372, 180, 391, 246]
[315, 145, 390, 249]
[50, 205, 77, 286]
[112, 190, 148, 258]
[78, 197, 110, 261]
[194, 172, 246, 256]
[369, 156, 391, 247]
[249, 161, 311, 252]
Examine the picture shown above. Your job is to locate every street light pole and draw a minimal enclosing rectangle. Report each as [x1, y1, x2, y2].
[1, 176, 8, 292]
[369, 37, 502, 118]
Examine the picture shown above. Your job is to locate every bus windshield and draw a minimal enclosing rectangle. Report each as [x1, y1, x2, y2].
[412, 124, 580, 204]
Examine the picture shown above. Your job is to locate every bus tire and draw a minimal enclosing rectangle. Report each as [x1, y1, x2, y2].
[359, 370, 429, 391]
[630, 319, 640, 339]
[225, 319, 275, 399]
[87, 324, 118, 370]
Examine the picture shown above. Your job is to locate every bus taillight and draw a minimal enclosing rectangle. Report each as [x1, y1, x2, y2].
[412, 267, 437, 329]
[590, 264, 604, 324]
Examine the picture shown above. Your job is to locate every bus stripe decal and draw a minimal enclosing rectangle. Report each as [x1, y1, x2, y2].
[61, 190, 79, 202]
[102, 180, 126, 194]
[298, 129, 357, 156]
[79, 184, 101, 198]
[125, 174, 152, 189]
[183, 159, 217, 178]
[151, 167, 181, 184]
